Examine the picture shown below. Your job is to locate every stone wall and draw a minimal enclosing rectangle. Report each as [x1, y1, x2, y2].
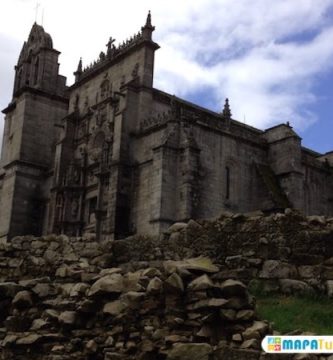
[1, 210, 333, 359]
[0, 245, 275, 359]
[2, 209, 333, 295]
[113, 210, 333, 297]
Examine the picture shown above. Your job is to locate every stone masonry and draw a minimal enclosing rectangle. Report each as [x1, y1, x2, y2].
[1, 211, 333, 359]
[0, 13, 333, 242]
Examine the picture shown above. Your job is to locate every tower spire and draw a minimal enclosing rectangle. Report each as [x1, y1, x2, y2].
[74, 57, 82, 82]
[222, 98, 232, 122]
[141, 10, 155, 40]
[146, 10, 152, 27]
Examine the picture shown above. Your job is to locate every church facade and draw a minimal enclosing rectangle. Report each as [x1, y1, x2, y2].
[1, 14, 333, 241]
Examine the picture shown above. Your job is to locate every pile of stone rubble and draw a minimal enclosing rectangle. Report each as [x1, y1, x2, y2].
[1, 209, 333, 359]
[1, 256, 271, 359]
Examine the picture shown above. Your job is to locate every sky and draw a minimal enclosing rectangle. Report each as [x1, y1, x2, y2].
[1, 0, 333, 153]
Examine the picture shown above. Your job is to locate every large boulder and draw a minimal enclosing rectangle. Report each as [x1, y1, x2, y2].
[58, 311, 76, 325]
[165, 273, 184, 293]
[12, 290, 33, 309]
[147, 277, 163, 294]
[164, 257, 219, 274]
[188, 274, 214, 291]
[103, 300, 128, 315]
[259, 260, 297, 279]
[279, 279, 313, 295]
[88, 273, 124, 296]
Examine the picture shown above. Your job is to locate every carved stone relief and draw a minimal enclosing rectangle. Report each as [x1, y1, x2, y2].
[88, 120, 114, 164]
[132, 63, 139, 78]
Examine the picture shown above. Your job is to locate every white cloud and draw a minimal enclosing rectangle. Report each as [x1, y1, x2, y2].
[1, 0, 333, 135]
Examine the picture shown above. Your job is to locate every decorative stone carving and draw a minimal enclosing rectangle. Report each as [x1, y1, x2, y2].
[71, 198, 79, 217]
[88, 117, 114, 163]
[77, 120, 87, 139]
[80, 30, 145, 80]
[100, 79, 110, 100]
[132, 63, 139, 78]
[64, 162, 81, 186]
[96, 108, 107, 127]
[89, 131, 105, 162]
[139, 110, 171, 131]
[180, 107, 199, 123]
[106, 37, 116, 56]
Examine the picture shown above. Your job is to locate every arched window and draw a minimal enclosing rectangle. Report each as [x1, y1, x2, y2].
[34, 57, 39, 85]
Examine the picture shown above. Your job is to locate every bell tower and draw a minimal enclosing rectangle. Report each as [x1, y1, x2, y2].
[0, 23, 68, 241]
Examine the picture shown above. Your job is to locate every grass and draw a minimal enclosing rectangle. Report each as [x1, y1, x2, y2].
[255, 294, 333, 335]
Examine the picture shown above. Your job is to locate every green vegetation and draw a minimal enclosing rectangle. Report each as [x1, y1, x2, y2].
[255, 294, 333, 335]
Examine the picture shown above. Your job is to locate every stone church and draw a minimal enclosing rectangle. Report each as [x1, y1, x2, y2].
[1, 13, 332, 241]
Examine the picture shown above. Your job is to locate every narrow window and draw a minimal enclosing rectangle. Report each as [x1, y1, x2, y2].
[26, 50, 32, 85]
[34, 57, 39, 85]
[225, 166, 230, 199]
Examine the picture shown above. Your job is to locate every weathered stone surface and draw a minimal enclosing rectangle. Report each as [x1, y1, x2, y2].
[187, 219, 203, 232]
[122, 272, 144, 292]
[232, 333, 243, 342]
[164, 258, 219, 274]
[32, 283, 55, 298]
[86, 339, 98, 352]
[187, 274, 214, 291]
[1, 210, 333, 359]
[165, 273, 184, 293]
[187, 298, 229, 310]
[307, 215, 326, 225]
[12, 290, 33, 309]
[259, 260, 297, 279]
[44, 249, 61, 264]
[141, 268, 162, 278]
[88, 273, 124, 296]
[240, 338, 260, 349]
[44, 309, 59, 321]
[0, 282, 24, 298]
[242, 321, 269, 339]
[298, 265, 321, 279]
[19, 277, 51, 288]
[215, 346, 261, 360]
[103, 300, 128, 315]
[279, 279, 313, 294]
[167, 343, 212, 360]
[219, 279, 247, 297]
[220, 308, 236, 321]
[16, 334, 43, 345]
[236, 309, 255, 321]
[1, 334, 18, 347]
[69, 283, 89, 297]
[166, 223, 188, 234]
[121, 291, 145, 308]
[30, 318, 48, 330]
[147, 276, 163, 294]
[58, 311, 76, 325]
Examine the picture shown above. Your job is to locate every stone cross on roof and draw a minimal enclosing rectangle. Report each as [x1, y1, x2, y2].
[106, 37, 116, 52]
